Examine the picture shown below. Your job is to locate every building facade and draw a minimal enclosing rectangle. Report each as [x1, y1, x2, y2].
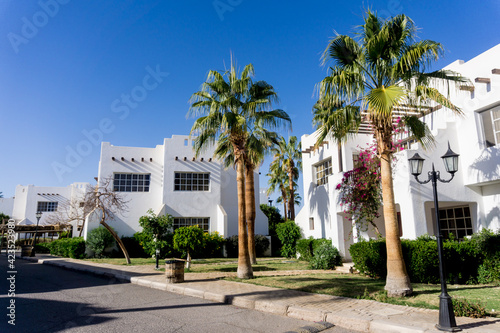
[84, 135, 268, 238]
[296, 44, 500, 259]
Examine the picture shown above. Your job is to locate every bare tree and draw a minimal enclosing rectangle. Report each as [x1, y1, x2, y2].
[86, 177, 131, 264]
[47, 177, 132, 264]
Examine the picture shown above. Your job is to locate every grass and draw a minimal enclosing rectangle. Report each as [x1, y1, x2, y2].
[227, 273, 500, 318]
[81, 256, 499, 317]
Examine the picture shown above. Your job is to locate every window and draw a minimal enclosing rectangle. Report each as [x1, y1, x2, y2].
[439, 205, 473, 240]
[37, 201, 58, 212]
[174, 172, 209, 191]
[353, 153, 363, 169]
[173, 217, 210, 232]
[309, 217, 314, 230]
[113, 173, 150, 192]
[479, 105, 500, 147]
[315, 159, 332, 186]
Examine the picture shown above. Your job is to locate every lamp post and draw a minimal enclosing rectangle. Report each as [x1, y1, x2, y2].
[268, 198, 273, 206]
[408, 143, 460, 332]
[30, 211, 43, 257]
[155, 236, 160, 270]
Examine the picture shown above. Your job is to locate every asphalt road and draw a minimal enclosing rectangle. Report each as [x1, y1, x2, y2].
[1, 258, 359, 333]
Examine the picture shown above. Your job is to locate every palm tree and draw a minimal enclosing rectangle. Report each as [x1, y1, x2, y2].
[189, 59, 289, 278]
[270, 136, 302, 220]
[316, 11, 469, 296]
[267, 157, 289, 217]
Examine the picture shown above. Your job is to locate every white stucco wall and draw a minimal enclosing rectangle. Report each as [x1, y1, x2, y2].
[96, 135, 269, 238]
[296, 43, 500, 259]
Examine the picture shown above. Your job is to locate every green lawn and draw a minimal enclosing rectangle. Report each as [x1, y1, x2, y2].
[227, 273, 500, 317]
[82, 257, 499, 317]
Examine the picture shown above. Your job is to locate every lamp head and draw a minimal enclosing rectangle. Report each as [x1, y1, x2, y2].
[441, 142, 459, 174]
[408, 153, 425, 176]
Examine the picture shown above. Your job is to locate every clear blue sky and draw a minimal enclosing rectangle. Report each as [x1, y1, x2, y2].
[1, 1, 500, 204]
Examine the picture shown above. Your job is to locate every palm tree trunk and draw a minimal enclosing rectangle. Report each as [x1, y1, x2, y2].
[380, 151, 412, 297]
[236, 159, 253, 279]
[245, 164, 257, 265]
[288, 166, 295, 220]
[100, 219, 131, 264]
[280, 186, 287, 220]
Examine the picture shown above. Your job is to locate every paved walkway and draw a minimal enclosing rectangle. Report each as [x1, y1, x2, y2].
[17, 254, 500, 333]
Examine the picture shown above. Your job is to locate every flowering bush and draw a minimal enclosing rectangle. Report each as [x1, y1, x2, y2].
[337, 119, 407, 237]
[337, 143, 382, 236]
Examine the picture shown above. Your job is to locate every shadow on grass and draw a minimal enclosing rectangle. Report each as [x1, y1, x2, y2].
[411, 284, 500, 295]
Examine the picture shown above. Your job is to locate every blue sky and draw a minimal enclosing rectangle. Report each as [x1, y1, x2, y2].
[1, 1, 500, 205]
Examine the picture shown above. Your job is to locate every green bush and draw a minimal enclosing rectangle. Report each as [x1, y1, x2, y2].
[120, 236, 148, 258]
[196, 231, 225, 258]
[135, 231, 178, 258]
[296, 237, 314, 261]
[34, 242, 51, 254]
[86, 227, 116, 258]
[309, 242, 342, 269]
[471, 229, 500, 283]
[224, 235, 238, 258]
[275, 220, 302, 258]
[225, 234, 271, 258]
[349, 238, 387, 278]
[255, 235, 271, 257]
[173, 226, 205, 261]
[452, 298, 486, 318]
[47, 237, 86, 259]
[350, 231, 499, 284]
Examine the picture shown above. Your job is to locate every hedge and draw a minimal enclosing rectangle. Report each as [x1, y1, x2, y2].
[47, 237, 86, 259]
[350, 229, 500, 284]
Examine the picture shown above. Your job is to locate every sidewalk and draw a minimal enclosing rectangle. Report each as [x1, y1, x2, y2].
[18, 254, 500, 333]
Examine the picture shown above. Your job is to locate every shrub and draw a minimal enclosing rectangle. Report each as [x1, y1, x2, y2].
[120, 236, 148, 258]
[310, 242, 342, 269]
[260, 204, 284, 236]
[452, 298, 486, 318]
[173, 226, 205, 263]
[197, 231, 225, 258]
[225, 235, 238, 258]
[349, 238, 387, 278]
[86, 227, 116, 258]
[296, 237, 314, 261]
[34, 242, 51, 254]
[471, 229, 500, 283]
[255, 235, 271, 257]
[135, 231, 178, 258]
[224, 234, 271, 258]
[275, 220, 302, 258]
[47, 237, 86, 259]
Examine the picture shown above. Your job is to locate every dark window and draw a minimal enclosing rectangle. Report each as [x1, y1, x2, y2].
[439, 205, 473, 240]
[315, 159, 332, 186]
[113, 173, 150, 192]
[174, 172, 210, 191]
[173, 217, 210, 232]
[37, 201, 58, 212]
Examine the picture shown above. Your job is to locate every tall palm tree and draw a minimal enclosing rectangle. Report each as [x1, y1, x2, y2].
[267, 162, 288, 217]
[316, 11, 469, 296]
[189, 59, 289, 278]
[270, 136, 302, 220]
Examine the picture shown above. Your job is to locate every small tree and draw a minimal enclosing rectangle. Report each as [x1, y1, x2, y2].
[276, 220, 302, 258]
[259, 204, 283, 236]
[86, 226, 115, 258]
[138, 209, 173, 264]
[173, 226, 204, 269]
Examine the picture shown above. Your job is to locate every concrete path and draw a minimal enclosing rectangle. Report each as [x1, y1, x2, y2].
[17, 255, 500, 333]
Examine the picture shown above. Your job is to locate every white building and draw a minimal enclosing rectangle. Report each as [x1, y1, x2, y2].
[296, 44, 500, 259]
[84, 135, 268, 238]
[5, 183, 89, 237]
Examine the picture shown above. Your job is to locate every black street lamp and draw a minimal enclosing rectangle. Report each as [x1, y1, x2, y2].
[268, 198, 273, 206]
[155, 236, 160, 270]
[30, 211, 43, 257]
[408, 143, 461, 332]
